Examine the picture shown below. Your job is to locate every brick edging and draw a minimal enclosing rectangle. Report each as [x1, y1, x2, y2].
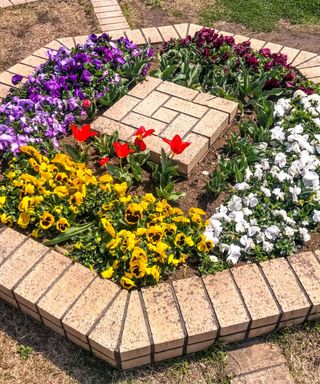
[1, 226, 320, 370]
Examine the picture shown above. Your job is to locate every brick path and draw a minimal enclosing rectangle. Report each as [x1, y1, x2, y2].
[226, 343, 295, 383]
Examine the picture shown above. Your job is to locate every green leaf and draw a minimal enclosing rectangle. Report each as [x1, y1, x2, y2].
[63, 144, 81, 162]
[45, 222, 93, 246]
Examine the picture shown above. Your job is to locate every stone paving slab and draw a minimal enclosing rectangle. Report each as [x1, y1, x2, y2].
[226, 343, 295, 384]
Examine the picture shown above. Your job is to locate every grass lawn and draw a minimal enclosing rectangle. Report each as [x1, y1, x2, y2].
[200, 0, 320, 32]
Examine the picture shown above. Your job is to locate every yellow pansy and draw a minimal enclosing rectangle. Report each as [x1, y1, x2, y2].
[1, 213, 13, 226]
[142, 193, 156, 204]
[146, 265, 160, 282]
[54, 186, 69, 198]
[125, 203, 144, 224]
[101, 218, 116, 237]
[197, 234, 214, 253]
[172, 216, 190, 224]
[56, 218, 70, 232]
[119, 195, 132, 204]
[18, 196, 31, 212]
[146, 225, 164, 243]
[174, 233, 194, 247]
[0, 196, 6, 208]
[101, 267, 114, 279]
[148, 241, 169, 263]
[23, 183, 35, 196]
[28, 158, 40, 172]
[113, 182, 128, 197]
[168, 254, 180, 266]
[17, 212, 30, 229]
[188, 207, 206, 216]
[39, 211, 55, 230]
[68, 192, 84, 206]
[120, 276, 136, 290]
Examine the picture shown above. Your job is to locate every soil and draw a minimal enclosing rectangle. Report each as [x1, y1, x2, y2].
[0, 0, 100, 72]
[119, 0, 320, 54]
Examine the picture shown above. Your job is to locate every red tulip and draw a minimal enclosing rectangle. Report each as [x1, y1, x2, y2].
[82, 99, 91, 108]
[113, 142, 134, 158]
[71, 123, 97, 142]
[134, 126, 155, 151]
[98, 157, 110, 166]
[162, 134, 191, 155]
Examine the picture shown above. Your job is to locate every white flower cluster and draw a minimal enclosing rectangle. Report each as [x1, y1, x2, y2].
[205, 91, 320, 265]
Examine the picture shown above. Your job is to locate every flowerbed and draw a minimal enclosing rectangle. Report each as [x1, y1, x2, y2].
[0, 34, 152, 155]
[0, 145, 214, 288]
[202, 92, 320, 271]
[1, 28, 320, 289]
[153, 28, 317, 106]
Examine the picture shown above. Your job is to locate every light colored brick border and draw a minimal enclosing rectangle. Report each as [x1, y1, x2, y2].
[0, 0, 130, 34]
[1, 226, 320, 370]
[1, 21, 320, 370]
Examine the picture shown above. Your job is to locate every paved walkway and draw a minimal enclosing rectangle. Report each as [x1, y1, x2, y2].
[226, 343, 295, 383]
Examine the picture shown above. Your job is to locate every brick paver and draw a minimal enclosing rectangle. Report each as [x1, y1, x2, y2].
[203, 270, 250, 339]
[226, 343, 294, 384]
[261, 258, 311, 325]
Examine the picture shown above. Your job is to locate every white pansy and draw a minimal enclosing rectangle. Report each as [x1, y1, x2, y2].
[256, 232, 265, 243]
[226, 245, 241, 264]
[260, 159, 270, 170]
[228, 195, 242, 211]
[254, 167, 263, 180]
[260, 186, 271, 197]
[272, 188, 285, 201]
[235, 182, 250, 191]
[240, 235, 255, 251]
[265, 225, 280, 240]
[263, 241, 274, 252]
[303, 171, 319, 190]
[247, 225, 261, 237]
[289, 186, 301, 202]
[274, 152, 287, 168]
[284, 226, 295, 237]
[270, 125, 285, 141]
[229, 211, 245, 223]
[209, 255, 219, 262]
[293, 89, 307, 98]
[313, 210, 320, 223]
[245, 167, 253, 181]
[299, 227, 311, 242]
[242, 207, 253, 216]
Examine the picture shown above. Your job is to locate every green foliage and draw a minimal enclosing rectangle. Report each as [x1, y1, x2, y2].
[106, 150, 150, 185]
[92, 131, 119, 158]
[147, 149, 184, 201]
[17, 345, 33, 360]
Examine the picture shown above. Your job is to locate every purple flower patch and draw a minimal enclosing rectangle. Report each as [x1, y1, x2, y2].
[0, 34, 153, 156]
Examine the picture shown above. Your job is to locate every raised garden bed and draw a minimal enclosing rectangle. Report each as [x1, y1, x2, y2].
[1, 22, 320, 370]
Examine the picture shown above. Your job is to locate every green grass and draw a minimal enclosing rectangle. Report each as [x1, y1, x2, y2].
[199, 0, 320, 32]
